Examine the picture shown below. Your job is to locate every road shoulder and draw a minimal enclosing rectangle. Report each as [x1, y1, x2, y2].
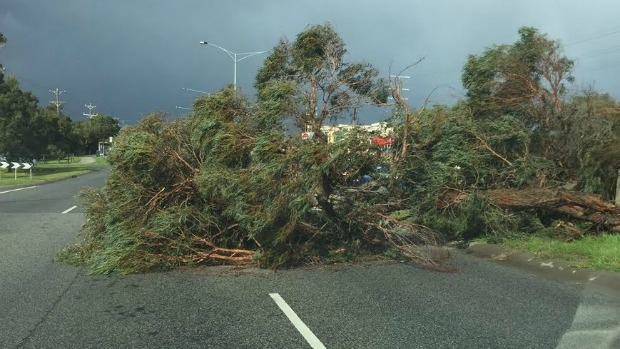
[463, 242, 620, 298]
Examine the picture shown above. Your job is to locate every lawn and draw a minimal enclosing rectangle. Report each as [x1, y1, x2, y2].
[0, 156, 108, 187]
[501, 234, 620, 272]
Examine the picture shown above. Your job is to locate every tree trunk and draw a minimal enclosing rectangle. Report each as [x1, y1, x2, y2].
[485, 188, 620, 231]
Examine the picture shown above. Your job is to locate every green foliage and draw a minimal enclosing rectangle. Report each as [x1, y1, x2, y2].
[0, 76, 39, 158]
[398, 104, 563, 241]
[255, 23, 388, 136]
[73, 113, 121, 155]
[65, 83, 405, 273]
[60, 24, 620, 274]
[462, 26, 574, 124]
[416, 192, 507, 241]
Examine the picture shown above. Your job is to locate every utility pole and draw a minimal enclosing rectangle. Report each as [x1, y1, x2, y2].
[389, 75, 410, 102]
[83, 103, 98, 119]
[49, 88, 66, 115]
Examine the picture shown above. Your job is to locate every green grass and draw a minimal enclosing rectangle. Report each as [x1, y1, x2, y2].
[501, 234, 620, 272]
[0, 156, 108, 187]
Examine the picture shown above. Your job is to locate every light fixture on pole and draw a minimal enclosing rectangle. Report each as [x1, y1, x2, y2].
[199, 41, 266, 91]
[182, 87, 210, 95]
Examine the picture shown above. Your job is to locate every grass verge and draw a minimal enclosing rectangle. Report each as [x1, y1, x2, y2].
[0, 156, 108, 187]
[500, 234, 620, 272]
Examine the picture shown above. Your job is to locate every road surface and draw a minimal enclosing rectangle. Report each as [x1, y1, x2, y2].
[1, 169, 619, 348]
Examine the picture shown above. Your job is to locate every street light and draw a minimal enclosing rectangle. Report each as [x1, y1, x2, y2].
[199, 41, 266, 91]
[182, 87, 210, 95]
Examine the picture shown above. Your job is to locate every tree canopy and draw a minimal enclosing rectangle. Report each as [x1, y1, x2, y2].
[59, 25, 620, 274]
[462, 26, 574, 125]
[255, 23, 389, 139]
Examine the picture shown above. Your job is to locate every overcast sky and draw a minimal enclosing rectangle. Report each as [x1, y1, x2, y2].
[1, 0, 619, 125]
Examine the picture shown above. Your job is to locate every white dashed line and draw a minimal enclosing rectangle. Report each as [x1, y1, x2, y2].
[61, 205, 77, 214]
[269, 293, 326, 349]
[0, 185, 38, 194]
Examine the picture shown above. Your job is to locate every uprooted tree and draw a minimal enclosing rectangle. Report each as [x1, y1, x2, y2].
[405, 27, 620, 242]
[59, 25, 620, 274]
[59, 24, 448, 274]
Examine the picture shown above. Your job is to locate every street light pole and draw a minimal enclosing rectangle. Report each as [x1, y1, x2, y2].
[199, 41, 266, 91]
[182, 87, 210, 95]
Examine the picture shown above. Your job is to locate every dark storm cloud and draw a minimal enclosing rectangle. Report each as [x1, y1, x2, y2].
[1, 0, 619, 125]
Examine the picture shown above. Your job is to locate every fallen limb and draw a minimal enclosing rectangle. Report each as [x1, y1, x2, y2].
[442, 188, 620, 232]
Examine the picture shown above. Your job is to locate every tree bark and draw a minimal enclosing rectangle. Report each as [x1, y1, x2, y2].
[485, 188, 620, 231]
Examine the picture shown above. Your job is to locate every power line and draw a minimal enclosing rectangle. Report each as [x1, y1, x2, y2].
[573, 45, 620, 60]
[566, 28, 620, 46]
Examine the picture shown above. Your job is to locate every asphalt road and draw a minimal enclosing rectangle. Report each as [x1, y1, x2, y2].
[1, 169, 619, 348]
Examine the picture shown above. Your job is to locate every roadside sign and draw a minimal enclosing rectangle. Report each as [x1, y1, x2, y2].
[4, 162, 34, 179]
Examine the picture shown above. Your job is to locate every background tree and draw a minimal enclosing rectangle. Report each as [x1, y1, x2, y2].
[462, 27, 574, 126]
[255, 23, 389, 140]
[73, 114, 121, 154]
[564, 89, 619, 197]
[460, 27, 603, 185]
[0, 75, 39, 159]
[29, 105, 78, 159]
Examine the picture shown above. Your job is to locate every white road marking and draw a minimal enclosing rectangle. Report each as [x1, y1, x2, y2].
[0, 185, 38, 194]
[61, 205, 77, 214]
[269, 293, 326, 349]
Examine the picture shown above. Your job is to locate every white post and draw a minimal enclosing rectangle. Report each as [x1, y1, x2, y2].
[615, 169, 620, 206]
[233, 55, 237, 91]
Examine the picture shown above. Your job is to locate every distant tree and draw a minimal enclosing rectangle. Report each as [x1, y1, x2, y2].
[254, 23, 389, 140]
[73, 114, 120, 154]
[30, 105, 78, 159]
[0, 75, 39, 159]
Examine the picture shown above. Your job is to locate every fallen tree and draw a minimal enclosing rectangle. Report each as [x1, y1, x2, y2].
[487, 188, 620, 232]
[56, 24, 449, 274]
[435, 187, 620, 241]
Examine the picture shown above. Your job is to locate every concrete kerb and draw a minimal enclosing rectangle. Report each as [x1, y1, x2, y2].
[463, 243, 620, 298]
